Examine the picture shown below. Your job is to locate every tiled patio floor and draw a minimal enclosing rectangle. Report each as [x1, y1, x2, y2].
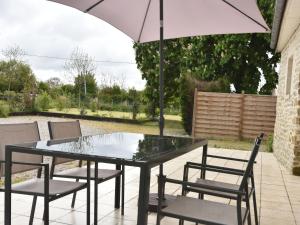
[0, 117, 299, 225]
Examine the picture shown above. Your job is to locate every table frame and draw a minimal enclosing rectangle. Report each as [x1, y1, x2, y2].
[4, 137, 207, 225]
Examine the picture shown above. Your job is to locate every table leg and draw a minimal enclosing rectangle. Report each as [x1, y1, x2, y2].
[199, 144, 208, 200]
[201, 144, 208, 179]
[87, 161, 91, 225]
[5, 148, 12, 225]
[44, 164, 49, 225]
[94, 161, 98, 225]
[137, 165, 151, 225]
[114, 164, 121, 209]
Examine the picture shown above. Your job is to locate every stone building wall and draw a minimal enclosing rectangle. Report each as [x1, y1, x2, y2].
[273, 25, 300, 175]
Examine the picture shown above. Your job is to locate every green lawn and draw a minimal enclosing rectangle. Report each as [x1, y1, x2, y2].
[49, 108, 181, 121]
[48, 108, 266, 151]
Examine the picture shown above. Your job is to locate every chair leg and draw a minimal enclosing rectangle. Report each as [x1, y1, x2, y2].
[179, 219, 184, 225]
[29, 195, 38, 225]
[121, 165, 125, 215]
[252, 189, 259, 225]
[71, 179, 79, 209]
[30, 168, 42, 225]
[251, 175, 259, 225]
[71, 160, 83, 208]
[245, 189, 252, 225]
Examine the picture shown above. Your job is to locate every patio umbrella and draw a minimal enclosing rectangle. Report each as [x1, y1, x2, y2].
[49, 0, 269, 136]
[47, 0, 270, 216]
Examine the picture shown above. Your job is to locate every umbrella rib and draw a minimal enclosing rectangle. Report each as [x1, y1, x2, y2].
[138, 0, 153, 43]
[221, 0, 269, 31]
[85, 0, 105, 13]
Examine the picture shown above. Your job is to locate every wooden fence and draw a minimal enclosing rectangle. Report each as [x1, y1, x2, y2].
[192, 91, 277, 139]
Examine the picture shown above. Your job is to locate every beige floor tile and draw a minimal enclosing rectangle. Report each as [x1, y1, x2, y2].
[260, 216, 296, 225]
[0, 120, 298, 225]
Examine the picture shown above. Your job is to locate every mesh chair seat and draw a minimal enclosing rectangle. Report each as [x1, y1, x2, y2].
[161, 196, 246, 225]
[186, 178, 251, 200]
[0, 178, 86, 196]
[54, 167, 122, 181]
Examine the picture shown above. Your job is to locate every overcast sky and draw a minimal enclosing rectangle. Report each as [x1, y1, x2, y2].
[0, 0, 146, 90]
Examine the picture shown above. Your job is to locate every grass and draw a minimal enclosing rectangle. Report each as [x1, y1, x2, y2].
[47, 108, 264, 151]
[208, 138, 266, 151]
[49, 108, 181, 121]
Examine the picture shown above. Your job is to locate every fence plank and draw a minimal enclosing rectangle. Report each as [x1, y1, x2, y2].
[192, 91, 277, 140]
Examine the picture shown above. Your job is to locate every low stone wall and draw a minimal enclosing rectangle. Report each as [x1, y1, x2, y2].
[10, 111, 150, 124]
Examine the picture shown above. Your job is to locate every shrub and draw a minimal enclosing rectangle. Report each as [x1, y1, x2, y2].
[80, 107, 87, 116]
[35, 92, 51, 111]
[0, 101, 10, 117]
[144, 102, 158, 120]
[2, 91, 24, 112]
[266, 133, 273, 152]
[99, 103, 131, 112]
[180, 75, 230, 134]
[56, 96, 69, 111]
[90, 99, 98, 112]
[180, 76, 195, 134]
[128, 89, 140, 120]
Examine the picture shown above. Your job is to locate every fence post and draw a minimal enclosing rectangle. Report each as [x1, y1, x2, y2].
[192, 88, 198, 138]
[239, 93, 245, 140]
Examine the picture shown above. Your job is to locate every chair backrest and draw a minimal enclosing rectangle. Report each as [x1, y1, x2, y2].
[239, 133, 264, 191]
[48, 120, 82, 140]
[48, 120, 82, 165]
[0, 122, 41, 177]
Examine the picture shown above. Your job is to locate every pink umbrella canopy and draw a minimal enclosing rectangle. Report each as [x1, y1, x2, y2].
[49, 0, 269, 43]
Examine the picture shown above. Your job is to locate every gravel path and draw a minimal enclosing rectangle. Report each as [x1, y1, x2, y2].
[0, 116, 109, 140]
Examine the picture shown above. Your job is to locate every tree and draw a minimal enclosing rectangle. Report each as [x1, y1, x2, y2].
[2, 45, 25, 62]
[98, 85, 126, 105]
[0, 60, 37, 93]
[134, 0, 279, 122]
[182, 0, 279, 94]
[61, 84, 74, 95]
[1, 45, 25, 92]
[64, 48, 97, 108]
[38, 81, 50, 94]
[133, 39, 184, 118]
[74, 73, 97, 99]
[47, 77, 62, 89]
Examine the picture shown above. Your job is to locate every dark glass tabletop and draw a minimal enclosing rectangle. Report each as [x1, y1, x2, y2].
[10, 132, 207, 166]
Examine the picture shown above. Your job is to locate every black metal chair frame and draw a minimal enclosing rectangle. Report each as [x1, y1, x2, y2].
[47, 121, 125, 215]
[182, 134, 263, 225]
[0, 121, 88, 225]
[156, 136, 262, 225]
[0, 161, 87, 225]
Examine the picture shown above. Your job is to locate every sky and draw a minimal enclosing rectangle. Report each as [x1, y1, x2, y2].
[0, 0, 146, 90]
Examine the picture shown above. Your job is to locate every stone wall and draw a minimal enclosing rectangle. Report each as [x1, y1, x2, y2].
[273, 25, 300, 175]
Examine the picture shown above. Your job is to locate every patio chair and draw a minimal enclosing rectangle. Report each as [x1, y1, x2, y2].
[47, 120, 125, 214]
[182, 133, 264, 225]
[0, 122, 87, 225]
[156, 136, 262, 225]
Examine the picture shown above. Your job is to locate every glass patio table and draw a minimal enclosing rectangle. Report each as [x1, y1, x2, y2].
[5, 132, 207, 225]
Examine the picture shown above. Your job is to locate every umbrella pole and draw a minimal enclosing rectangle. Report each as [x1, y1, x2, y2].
[159, 0, 164, 137]
[148, 0, 177, 213]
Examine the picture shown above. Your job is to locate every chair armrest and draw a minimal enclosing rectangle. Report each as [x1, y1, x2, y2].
[186, 162, 245, 176]
[206, 154, 256, 163]
[1, 160, 50, 197]
[0, 160, 48, 168]
[164, 177, 244, 196]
